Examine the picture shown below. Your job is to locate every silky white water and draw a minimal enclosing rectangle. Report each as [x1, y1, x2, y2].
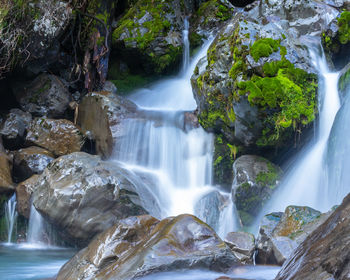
[259, 49, 341, 218]
[4, 194, 17, 243]
[112, 22, 237, 236]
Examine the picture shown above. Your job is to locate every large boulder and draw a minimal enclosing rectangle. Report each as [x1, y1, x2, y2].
[77, 91, 138, 159]
[32, 152, 151, 246]
[191, 0, 339, 165]
[12, 74, 71, 118]
[224, 231, 255, 264]
[112, 0, 186, 75]
[0, 140, 14, 195]
[231, 155, 282, 226]
[15, 175, 40, 219]
[256, 205, 331, 265]
[12, 146, 54, 182]
[0, 109, 32, 150]
[25, 117, 84, 157]
[276, 194, 350, 280]
[57, 214, 240, 280]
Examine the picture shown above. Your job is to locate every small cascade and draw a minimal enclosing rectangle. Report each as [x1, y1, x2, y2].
[27, 204, 45, 245]
[217, 194, 239, 238]
[182, 17, 190, 73]
[4, 194, 18, 243]
[257, 48, 341, 220]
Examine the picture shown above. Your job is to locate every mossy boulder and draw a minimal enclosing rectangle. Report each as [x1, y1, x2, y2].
[322, 10, 350, 70]
[191, 0, 339, 156]
[112, 0, 186, 75]
[256, 206, 332, 266]
[231, 155, 282, 227]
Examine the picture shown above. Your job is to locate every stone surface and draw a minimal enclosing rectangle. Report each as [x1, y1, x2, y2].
[25, 117, 84, 157]
[0, 139, 14, 195]
[231, 155, 282, 226]
[256, 206, 331, 265]
[32, 152, 150, 246]
[0, 109, 32, 150]
[13, 74, 71, 118]
[77, 91, 137, 159]
[15, 175, 40, 219]
[276, 194, 350, 280]
[57, 214, 240, 280]
[224, 231, 255, 264]
[13, 146, 54, 182]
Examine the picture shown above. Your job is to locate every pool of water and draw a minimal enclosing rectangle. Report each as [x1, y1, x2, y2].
[0, 243, 75, 280]
[140, 265, 280, 280]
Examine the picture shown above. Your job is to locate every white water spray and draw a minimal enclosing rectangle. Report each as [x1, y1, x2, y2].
[4, 194, 17, 243]
[260, 49, 341, 218]
[27, 204, 45, 245]
[112, 23, 236, 237]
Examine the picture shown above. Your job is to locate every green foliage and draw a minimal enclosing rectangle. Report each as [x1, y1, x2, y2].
[250, 38, 280, 62]
[338, 11, 350, 45]
[110, 75, 153, 94]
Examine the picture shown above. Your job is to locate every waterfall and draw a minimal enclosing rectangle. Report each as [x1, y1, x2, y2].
[27, 204, 45, 245]
[257, 48, 341, 220]
[4, 194, 18, 243]
[182, 17, 190, 73]
[112, 23, 236, 237]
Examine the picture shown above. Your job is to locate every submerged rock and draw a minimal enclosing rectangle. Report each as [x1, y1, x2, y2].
[32, 152, 149, 246]
[77, 91, 138, 159]
[12, 74, 71, 118]
[256, 206, 331, 265]
[276, 194, 350, 280]
[224, 231, 255, 264]
[12, 146, 54, 182]
[231, 155, 282, 227]
[0, 109, 32, 150]
[57, 214, 240, 280]
[25, 117, 84, 157]
[16, 175, 40, 219]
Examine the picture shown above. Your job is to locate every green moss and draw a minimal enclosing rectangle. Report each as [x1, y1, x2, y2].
[110, 75, 153, 94]
[250, 38, 280, 62]
[338, 11, 350, 45]
[256, 162, 279, 189]
[338, 65, 350, 94]
[196, 0, 233, 24]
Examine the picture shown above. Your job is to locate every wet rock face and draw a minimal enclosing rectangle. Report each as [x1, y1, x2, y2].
[231, 155, 282, 226]
[77, 91, 138, 159]
[0, 140, 14, 195]
[0, 109, 32, 150]
[192, 0, 339, 154]
[256, 206, 331, 266]
[25, 117, 84, 157]
[57, 214, 240, 280]
[32, 152, 148, 246]
[15, 175, 40, 219]
[12, 146, 54, 182]
[276, 194, 350, 280]
[12, 74, 71, 118]
[224, 231, 255, 264]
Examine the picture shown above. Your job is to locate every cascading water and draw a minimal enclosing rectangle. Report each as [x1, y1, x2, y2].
[27, 204, 45, 245]
[257, 48, 341, 220]
[4, 194, 17, 243]
[112, 23, 237, 237]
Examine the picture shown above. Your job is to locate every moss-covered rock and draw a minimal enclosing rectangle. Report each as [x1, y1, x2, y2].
[231, 155, 282, 227]
[191, 0, 336, 155]
[112, 0, 185, 75]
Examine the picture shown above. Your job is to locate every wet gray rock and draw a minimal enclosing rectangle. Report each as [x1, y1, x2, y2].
[256, 206, 331, 265]
[13, 146, 54, 182]
[231, 155, 282, 227]
[25, 117, 84, 157]
[276, 194, 350, 280]
[0, 109, 32, 150]
[32, 152, 149, 246]
[57, 214, 240, 280]
[12, 74, 71, 118]
[224, 231, 255, 264]
[77, 91, 137, 159]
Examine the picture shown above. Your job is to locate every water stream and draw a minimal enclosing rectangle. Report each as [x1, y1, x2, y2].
[4, 194, 17, 244]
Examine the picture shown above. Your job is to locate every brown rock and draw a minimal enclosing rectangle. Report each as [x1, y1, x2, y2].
[77, 91, 137, 159]
[15, 175, 40, 218]
[0, 140, 14, 194]
[58, 214, 240, 280]
[25, 117, 84, 157]
[275, 194, 350, 280]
